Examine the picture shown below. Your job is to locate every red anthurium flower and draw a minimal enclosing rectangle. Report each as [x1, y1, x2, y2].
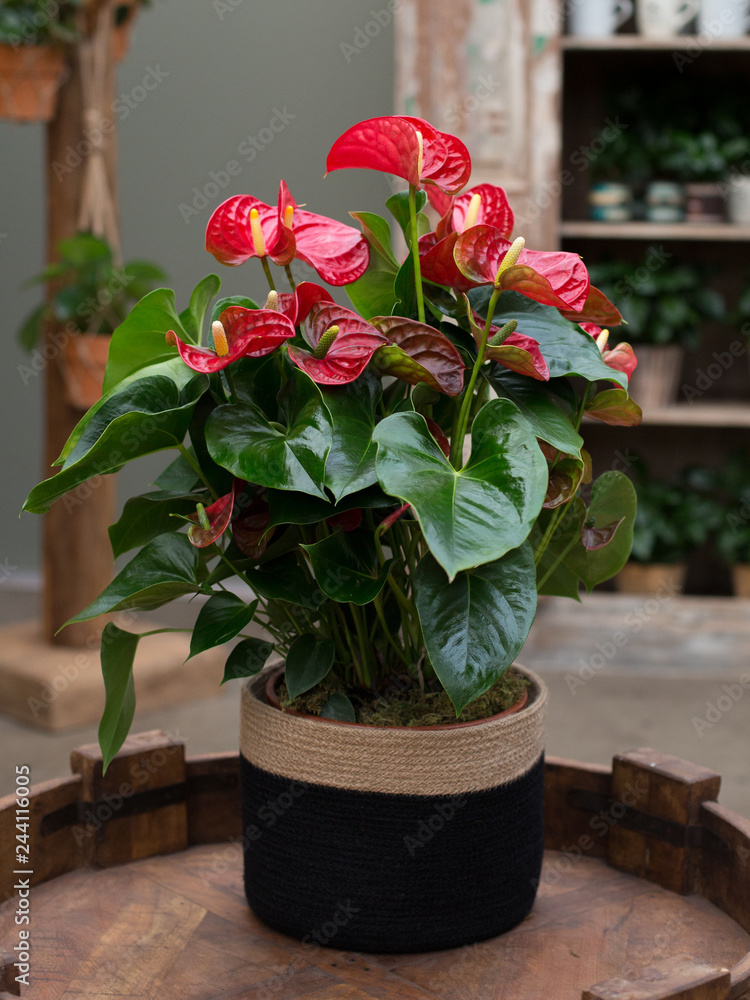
[427, 183, 515, 241]
[418, 231, 477, 294]
[559, 285, 622, 327]
[327, 116, 471, 195]
[454, 226, 590, 313]
[232, 486, 274, 559]
[276, 281, 334, 326]
[205, 181, 369, 286]
[463, 297, 549, 381]
[586, 326, 638, 379]
[327, 508, 363, 532]
[167, 307, 295, 373]
[288, 302, 388, 386]
[187, 481, 238, 548]
[368, 316, 465, 397]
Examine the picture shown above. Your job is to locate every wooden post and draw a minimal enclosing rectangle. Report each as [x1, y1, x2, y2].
[42, 0, 118, 646]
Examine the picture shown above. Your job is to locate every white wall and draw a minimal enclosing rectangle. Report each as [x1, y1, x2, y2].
[0, 0, 395, 576]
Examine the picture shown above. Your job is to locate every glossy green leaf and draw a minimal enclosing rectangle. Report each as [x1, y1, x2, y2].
[285, 634, 335, 700]
[66, 532, 205, 622]
[229, 354, 282, 418]
[189, 592, 258, 659]
[415, 544, 538, 713]
[534, 500, 585, 599]
[103, 288, 193, 392]
[386, 189, 427, 242]
[372, 402, 547, 580]
[178, 274, 221, 342]
[266, 485, 389, 528]
[488, 369, 583, 457]
[109, 490, 204, 558]
[210, 295, 260, 322]
[222, 637, 274, 684]
[244, 554, 323, 608]
[205, 372, 332, 500]
[565, 472, 637, 591]
[17, 302, 46, 351]
[153, 451, 201, 491]
[349, 211, 398, 267]
[346, 257, 398, 320]
[23, 372, 208, 514]
[394, 254, 417, 317]
[98, 623, 139, 771]
[301, 529, 392, 605]
[475, 290, 628, 389]
[320, 693, 356, 722]
[320, 373, 380, 501]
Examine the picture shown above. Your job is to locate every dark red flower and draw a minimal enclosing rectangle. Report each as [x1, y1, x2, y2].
[205, 181, 369, 286]
[585, 326, 638, 379]
[368, 316, 465, 396]
[187, 482, 238, 548]
[166, 307, 295, 373]
[428, 183, 514, 241]
[454, 226, 590, 313]
[287, 302, 388, 386]
[326, 116, 471, 195]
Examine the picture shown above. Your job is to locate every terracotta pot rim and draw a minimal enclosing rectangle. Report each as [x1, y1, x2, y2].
[264, 664, 530, 731]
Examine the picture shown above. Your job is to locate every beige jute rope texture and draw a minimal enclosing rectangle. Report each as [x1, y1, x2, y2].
[241, 665, 547, 797]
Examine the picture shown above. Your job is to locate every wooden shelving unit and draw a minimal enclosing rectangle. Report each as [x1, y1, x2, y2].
[562, 35, 750, 51]
[561, 221, 750, 242]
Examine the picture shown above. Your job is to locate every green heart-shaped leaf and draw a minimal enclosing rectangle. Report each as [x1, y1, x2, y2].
[302, 529, 392, 605]
[285, 634, 335, 700]
[565, 472, 637, 591]
[205, 372, 332, 500]
[488, 369, 583, 457]
[415, 544, 537, 713]
[66, 532, 205, 623]
[373, 401, 547, 580]
[585, 388, 643, 427]
[349, 211, 399, 267]
[222, 637, 274, 684]
[320, 373, 380, 501]
[189, 592, 258, 659]
[109, 490, 204, 558]
[23, 371, 208, 514]
[320, 693, 356, 722]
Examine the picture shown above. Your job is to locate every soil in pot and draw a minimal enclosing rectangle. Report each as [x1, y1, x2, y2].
[276, 667, 529, 726]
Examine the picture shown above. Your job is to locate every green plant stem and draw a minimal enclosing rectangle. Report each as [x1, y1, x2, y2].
[372, 594, 409, 667]
[349, 603, 372, 686]
[449, 287, 501, 468]
[177, 444, 219, 501]
[536, 528, 580, 589]
[534, 498, 575, 568]
[222, 366, 239, 404]
[261, 257, 276, 292]
[408, 184, 426, 324]
[284, 265, 296, 290]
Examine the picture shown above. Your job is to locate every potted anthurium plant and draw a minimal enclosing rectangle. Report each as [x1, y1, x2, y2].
[24, 115, 640, 954]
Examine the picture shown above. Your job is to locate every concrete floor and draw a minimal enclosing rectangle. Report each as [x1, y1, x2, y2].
[1, 586, 749, 818]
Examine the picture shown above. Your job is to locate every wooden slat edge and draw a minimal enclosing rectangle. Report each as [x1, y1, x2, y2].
[582, 957, 731, 1000]
[728, 955, 750, 1000]
[544, 757, 613, 856]
[0, 775, 83, 901]
[185, 752, 241, 844]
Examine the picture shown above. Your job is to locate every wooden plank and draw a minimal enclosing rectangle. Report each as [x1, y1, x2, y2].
[699, 801, 750, 939]
[544, 756, 612, 855]
[185, 753, 241, 845]
[0, 776, 82, 901]
[582, 958, 731, 1000]
[608, 750, 721, 895]
[560, 221, 750, 242]
[70, 729, 188, 867]
[0, 952, 21, 996]
[562, 34, 750, 51]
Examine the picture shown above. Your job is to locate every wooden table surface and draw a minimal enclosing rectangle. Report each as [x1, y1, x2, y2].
[2, 843, 748, 1000]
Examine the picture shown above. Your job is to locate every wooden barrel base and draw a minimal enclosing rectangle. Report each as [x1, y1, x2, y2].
[2, 842, 747, 1000]
[2, 728, 750, 998]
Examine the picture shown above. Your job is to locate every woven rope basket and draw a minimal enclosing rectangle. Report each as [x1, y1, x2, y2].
[240, 664, 548, 953]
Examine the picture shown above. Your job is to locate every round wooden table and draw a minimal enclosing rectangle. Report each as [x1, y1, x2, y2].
[1, 732, 749, 999]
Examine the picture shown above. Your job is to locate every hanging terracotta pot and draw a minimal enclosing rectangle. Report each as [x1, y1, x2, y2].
[61, 334, 110, 411]
[0, 44, 66, 123]
[112, 1, 140, 63]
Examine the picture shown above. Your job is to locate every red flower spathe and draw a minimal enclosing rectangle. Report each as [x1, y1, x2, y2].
[205, 181, 369, 286]
[167, 307, 295, 373]
[327, 116, 471, 195]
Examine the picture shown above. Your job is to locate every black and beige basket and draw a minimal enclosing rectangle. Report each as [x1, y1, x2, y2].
[240, 666, 548, 953]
